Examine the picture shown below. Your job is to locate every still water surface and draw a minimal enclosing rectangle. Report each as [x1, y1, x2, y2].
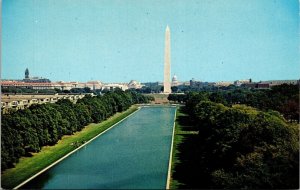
[22, 106, 176, 189]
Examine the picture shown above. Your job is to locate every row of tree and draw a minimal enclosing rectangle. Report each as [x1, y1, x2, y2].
[169, 84, 299, 123]
[1, 90, 151, 170]
[190, 101, 298, 188]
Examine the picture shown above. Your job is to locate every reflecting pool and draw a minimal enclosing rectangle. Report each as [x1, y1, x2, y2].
[22, 106, 176, 189]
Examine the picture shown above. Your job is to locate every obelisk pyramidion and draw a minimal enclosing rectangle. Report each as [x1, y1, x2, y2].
[164, 25, 171, 94]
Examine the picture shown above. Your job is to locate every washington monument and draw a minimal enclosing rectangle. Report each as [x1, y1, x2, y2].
[164, 25, 171, 94]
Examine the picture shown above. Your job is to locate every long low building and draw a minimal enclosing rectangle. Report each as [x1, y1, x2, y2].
[1, 81, 54, 90]
[1, 93, 90, 113]
[1, 80, 143, 91]
[1, 81, 103, 91]
[261, 80, 300, 86]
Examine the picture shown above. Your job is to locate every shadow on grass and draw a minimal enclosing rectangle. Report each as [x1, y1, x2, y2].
[176, 115, 196, 131]
[172, 134, 201, 189]
[172, 110, 211, 189]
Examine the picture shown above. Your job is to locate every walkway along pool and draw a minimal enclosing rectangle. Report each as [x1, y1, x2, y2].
[21, 106, 176, 189]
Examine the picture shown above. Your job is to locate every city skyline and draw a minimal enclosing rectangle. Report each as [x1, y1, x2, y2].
[2, 0, 299, 83]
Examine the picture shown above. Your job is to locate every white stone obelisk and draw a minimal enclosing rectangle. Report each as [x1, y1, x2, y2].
[164, 25, 171, 94]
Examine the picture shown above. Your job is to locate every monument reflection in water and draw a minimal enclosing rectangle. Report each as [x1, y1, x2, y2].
[22, 106, 176, 189]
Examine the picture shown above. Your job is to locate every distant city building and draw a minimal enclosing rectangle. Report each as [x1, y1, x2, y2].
[189, 78, 216, 88]
[54, 81, 76, 90]
[128, 80, 143, 89]
[23, 77, 51, 83]
[102, 83, 128, 91]
[86, 81, 103, 90]
[261, 80, 300, 87]
[1, 94, 87, 113]
[2, 81, 54, 90]
[214, 81, 234, 87]
[189, 78, 198, 87]
[53, 81, 103, 91]
[171, 75, 179, 86]
[180, 81, 190, 86]
[242, 80, 299, 89]
[23, 68, 51, 83]
[142, 82, 160, 87]
[234, 79, 251, 86]
[1, 80, 103, 91]
[190, 78, 203, 87]
[25, 68, 29, 79]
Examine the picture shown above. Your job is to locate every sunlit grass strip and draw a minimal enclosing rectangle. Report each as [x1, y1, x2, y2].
[1, 106, 139, 189]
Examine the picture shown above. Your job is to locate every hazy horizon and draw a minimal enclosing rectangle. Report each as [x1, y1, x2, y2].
[2, 0, 299, 83]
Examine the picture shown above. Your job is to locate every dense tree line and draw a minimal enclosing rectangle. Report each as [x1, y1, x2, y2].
[171, 85, 299, 188]
[1, 90, 151, 170]
[192, 101, 299, 189]
[169, 84, 299, 123]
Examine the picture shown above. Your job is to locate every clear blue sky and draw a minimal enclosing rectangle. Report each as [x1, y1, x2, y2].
[2, 0, 299, 83]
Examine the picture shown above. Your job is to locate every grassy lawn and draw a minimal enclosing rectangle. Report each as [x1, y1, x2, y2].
[1, 106, 138, 189]
[170, 107, 200, 189]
